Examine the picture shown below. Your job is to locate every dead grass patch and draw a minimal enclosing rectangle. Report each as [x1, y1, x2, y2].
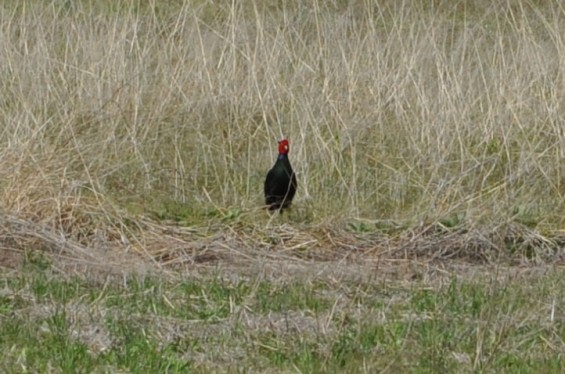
[1, 210, 563, 275]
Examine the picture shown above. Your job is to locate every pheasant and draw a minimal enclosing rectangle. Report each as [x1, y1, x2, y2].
[264, 139, 297, 213]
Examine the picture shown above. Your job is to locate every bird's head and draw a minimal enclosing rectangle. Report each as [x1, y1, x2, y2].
[278, 139, 290, 155]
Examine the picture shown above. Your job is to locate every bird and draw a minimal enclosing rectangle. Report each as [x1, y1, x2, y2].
[264, 138, 297, 213]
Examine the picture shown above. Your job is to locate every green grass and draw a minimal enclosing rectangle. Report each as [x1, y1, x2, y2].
[1, 253, 565, 372]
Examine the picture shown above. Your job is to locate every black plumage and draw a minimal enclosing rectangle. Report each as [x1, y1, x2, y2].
[264, 139, 297, 212]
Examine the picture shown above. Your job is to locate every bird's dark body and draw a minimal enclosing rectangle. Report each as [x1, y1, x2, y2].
[264, 142, 297, 212]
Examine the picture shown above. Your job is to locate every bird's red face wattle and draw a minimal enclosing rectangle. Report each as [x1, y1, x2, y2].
[278, 139, 289, 155]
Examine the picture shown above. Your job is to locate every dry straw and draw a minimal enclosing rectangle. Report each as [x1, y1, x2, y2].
[0, 1, 564, 266]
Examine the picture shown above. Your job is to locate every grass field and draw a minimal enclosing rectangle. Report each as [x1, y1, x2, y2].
[3, 251, 565, 372]
[1, 0, 565, 372]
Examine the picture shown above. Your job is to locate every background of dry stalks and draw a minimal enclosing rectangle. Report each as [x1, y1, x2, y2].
[1, 1, 565, 264]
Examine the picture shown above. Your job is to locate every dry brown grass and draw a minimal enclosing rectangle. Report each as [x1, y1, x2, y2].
[0, 1, 565, 268]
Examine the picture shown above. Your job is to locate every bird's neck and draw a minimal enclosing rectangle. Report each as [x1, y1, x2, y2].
[277, 154, 288, 161]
